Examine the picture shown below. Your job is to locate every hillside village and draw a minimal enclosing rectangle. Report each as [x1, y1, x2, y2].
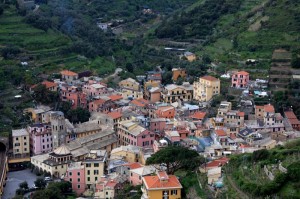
[6, 53, 300, 198]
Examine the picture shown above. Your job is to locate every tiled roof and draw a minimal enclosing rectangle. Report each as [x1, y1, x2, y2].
[190, 112, 206, 120]
[143, 173, 182, 189]
[107, 112, 122, 119]
[201, 75, 218, 82]
[130, 98, 149, 107]
[60, 70, 78, 76]
[264, 104, 275, 113]
[205, 157, 229, 168]
[108, 95, 123, 101]
[215, 129, 227, 137]
[31, 81, 58, 89]
[122, 162, 143, 170]
[284, 111, 298, 119]
[235, 71, 249, 75]
[237, 111, 245, 117]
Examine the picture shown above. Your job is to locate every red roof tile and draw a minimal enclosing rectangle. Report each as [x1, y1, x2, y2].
[107, 112, 122, 119]
[60, 70, 78, 76]
[205, 157, 229, 168]
[201, 75, 218, 82]
[108, 95, 123, 101]
[130, 98, 149, 107]
[264, 104, 275, 113]
[190, 112, 206, 120]
[143, 173, 182, 189]
[237, 111, 245, 117]
[284, 111, 298, 119]
[31, 81, 58, 89]
[215, 129, 227, 137]
[122, 162, 143, 170]
[235, 71, 249, 75]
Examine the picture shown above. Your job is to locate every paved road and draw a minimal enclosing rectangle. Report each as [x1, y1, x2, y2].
[3, 169, 37, 199]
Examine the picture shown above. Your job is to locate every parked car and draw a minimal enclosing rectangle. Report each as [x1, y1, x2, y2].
[44, 176, 52, 181]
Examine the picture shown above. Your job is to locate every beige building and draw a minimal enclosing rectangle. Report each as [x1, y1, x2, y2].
[193, 75, 220, 102]
[31, 145, 72, 178]
[119, 78, 140, 91]
[120, 89, 143, 100]
[83, 150, 107, 187]
[110, 145, 140, 163]
[161, 83, 193, 103]
[12, 129, 30, 157]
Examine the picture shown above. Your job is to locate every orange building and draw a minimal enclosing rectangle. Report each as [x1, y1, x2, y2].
[155, 106, 176, 119]
[172, 68, 187, 81]
[141, 171, 182, 199]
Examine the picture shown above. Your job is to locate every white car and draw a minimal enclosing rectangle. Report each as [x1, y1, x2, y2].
[44, 177, 52, 181]
[31, 184, 38, 189]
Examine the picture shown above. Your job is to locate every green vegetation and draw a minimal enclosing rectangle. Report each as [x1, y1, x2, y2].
[227, 139, 300, 198]
[146, 146, 205, 174]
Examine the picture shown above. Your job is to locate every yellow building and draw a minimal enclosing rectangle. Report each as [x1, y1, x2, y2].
[83, 150, 107, 187]
[141, 171, 182, 199]
[110, 145, 140, 163]
[119, 78, 140, 91]
[193, 75, 220, 102]
[184, 52, 196, 62]
[161, 83, 193, 103]
[12, 129, 30, 157]
[120, 89, 143, 100]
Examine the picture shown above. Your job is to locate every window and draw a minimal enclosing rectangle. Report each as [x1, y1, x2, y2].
[24, 148, 27, 151]
[171, 190, 177, 195]
[77, 185, 80, 189]
[69, 172, 72, 176]
[95, 177, 98, 181]
[94, 163, 99, 167]
[78, 178, 80, 182]
[87, 170, 90, 175]
[86, 163, 91, 167]
[24, 136, 26, 140]
[24, 142, 27, 145]
[77, 172, 80, 176]
[16, 137, 18, 141]
[106, 191, 108, 195]
[69, 178, 72, 182]
[14, 143, 20, 146]
[87, 177, 90, 181]
[94, 170, 99, 175]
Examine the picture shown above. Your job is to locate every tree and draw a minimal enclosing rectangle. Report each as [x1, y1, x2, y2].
[287, 162, 300, 182]
[34, 178, 47, 189]
[19, 181, 29, 190]
[33, 84, 58, 104]
[66, 107, 90, 123]
[32, 181, 73, 199]
[252, 149, 269, 162]
[146, 146, 205, 174]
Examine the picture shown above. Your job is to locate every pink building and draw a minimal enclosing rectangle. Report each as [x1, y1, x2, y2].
[28, 123, 52, 155]
[149, 118, 173, 138]
[61, 85, 87, 109]
[129, 165, 156, 186]
[117, 121, 155, 148]
[231, 71, 249, 88]
[82, 83, 107, 97]
[165, 130, 180, 144]
[64, 162, 86, 196]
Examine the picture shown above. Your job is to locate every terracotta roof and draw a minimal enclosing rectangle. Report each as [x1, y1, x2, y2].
[236, 71, 249, 75]
[201, 75, 218, 82]
[190, 112, 206, 120]
[91, 99, 106, 106]
[264, 104, 275, 113]
[215, 129, 227, 137]
[288, 118, 300, 125]
[205, 157, 229, 168]
[31, 81, 58, 89]
[130, 98, 149, 107]
[237, 111, 245, 117]
[107, 112, 122, 119]
[255, 105, 264, 109]
[60, 70, 78, 76]
[122, 162, 143, 170]
[108, 95, 123, 101]
[143, 173, 182, 190]
[284, 111, 298, 119]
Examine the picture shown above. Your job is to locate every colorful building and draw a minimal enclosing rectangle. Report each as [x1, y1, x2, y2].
[60, 70, 79, 85]
[161, 83, 193, 103]
[172, 68, 187, 81]
[231, 71, 249, 88]
[130, 165, 156, 186]
[141, 171, 182, 199]
[28, 123, 53, 155]
[155, 106, 176, 119]
[12, 129, 30, 157]
[64, 162, 86, 196]
[193, 75, 220, 102]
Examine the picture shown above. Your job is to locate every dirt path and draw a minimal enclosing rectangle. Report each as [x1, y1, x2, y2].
[227, 175, 249, 199]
